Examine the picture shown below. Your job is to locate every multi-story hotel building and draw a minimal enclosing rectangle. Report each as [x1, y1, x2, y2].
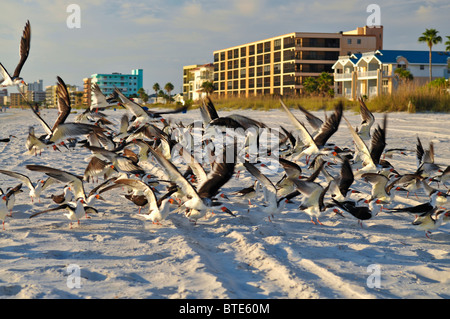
[212, 26, 383, 97]
[90, 69, 143, 98]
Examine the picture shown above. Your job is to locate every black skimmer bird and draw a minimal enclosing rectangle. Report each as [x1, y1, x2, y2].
[295, 103, 327, 137]
[388, 173, 424, 199]
[422, 181, 447, 206]
[25, 165, 105, 208]
[0, 194, 8, 230]
[290, 176, 331, 225]
[29, 198, 98, 229]
[83, 145, 146, 177]
[116, 89, 185, 128]
[411, 208, 450, 238]
[199, 97, 219, 126]
[49, 185, 73, 205]
[243, 161, 287, 222]
[273, 157, 303, 197]
[0, 20, 31, 88]
[0, 169, 54, 203]
[387, 190, 443, 216]
[322, 157, 355, 202]
[431, 165, 450, 190]
[361, 172, 395, 204]
[355, 96, 375, 141]
[280, 99, 342, 165]
[114, 179, 176, 224]
[415, 137, 441, 178]
[147, 143, 236, 224]
[83, 156, 117, 183]
[90, 83, 118, 112]
[232, 180, 258, 212]
[0, 135, 17, 143]
[28, 76, 106, 147]
[24, 126, 58, 156]
[343, 114, 389, 176]
[0, 183, 23, 216]
[332, 198, 382, 227]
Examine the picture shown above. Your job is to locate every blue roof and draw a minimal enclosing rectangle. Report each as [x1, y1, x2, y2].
[372, 50, 450, 65]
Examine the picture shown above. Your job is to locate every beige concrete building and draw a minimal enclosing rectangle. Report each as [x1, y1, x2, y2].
[45, 84, 83, 108]
[212, 26, 383, 97]
[182, 63, 214, 101]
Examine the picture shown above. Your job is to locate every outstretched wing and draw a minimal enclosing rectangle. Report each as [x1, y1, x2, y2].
[13, 20, 31, 78]
[51, 76, 72, 131]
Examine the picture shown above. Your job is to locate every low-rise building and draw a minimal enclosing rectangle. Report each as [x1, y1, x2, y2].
[183, 63, 214, 101]
[333, 49, 450, 99]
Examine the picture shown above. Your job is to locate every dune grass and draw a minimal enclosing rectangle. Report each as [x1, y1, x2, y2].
[364, 83, 450, 113]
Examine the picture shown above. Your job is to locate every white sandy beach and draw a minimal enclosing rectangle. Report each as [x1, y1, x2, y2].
[0, 105, 449, 299]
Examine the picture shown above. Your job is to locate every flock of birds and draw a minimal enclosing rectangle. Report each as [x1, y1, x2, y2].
[1, 21, 449, 238]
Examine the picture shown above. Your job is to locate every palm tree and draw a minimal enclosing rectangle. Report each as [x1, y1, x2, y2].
[164, 82, 174, 103]
[152, 83, 160, 103]
[200, 81, 214, 97]
[418, 29, 442, 82]
[445, 36, 450, 52]
[394, 68, 414, 84]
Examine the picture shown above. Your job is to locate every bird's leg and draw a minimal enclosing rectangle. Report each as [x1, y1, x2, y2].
[425, 231, 431, 239]
[310, 218, 316, 225]
[316, 218, 324, 226]
[2, 221, 5, 230]
[414, 193, 419, 200]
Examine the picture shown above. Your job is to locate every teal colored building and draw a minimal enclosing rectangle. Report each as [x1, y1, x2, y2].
[91, 69, 143, 97]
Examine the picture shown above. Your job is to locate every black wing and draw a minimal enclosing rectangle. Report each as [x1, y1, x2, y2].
[13, 20, 31, 78]
[197, 144, 236, 199]
[370, 114, 387, 165]
[51, 76, 72, 131]
[338, 158, 354, 197]
[313, 101, 343, 147]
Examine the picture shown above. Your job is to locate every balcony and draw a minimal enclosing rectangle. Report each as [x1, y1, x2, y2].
[334, 73, 353, 81]
[357, 70, 378, 79]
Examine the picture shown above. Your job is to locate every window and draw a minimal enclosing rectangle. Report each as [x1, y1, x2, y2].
[257, 43, 263, 54]
[274, 63, 281, 74]
[274, 39, 281, 50]
[264, 65, 270, 75]
[420, 65, 424, 70]
[249, 45, 255, 55]
[256, 67, 263, 76]
[347, 39, 352, 44]
[357, 39, 361, 44]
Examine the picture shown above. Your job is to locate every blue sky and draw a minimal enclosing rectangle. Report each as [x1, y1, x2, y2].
[1, 0, 449, 95]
